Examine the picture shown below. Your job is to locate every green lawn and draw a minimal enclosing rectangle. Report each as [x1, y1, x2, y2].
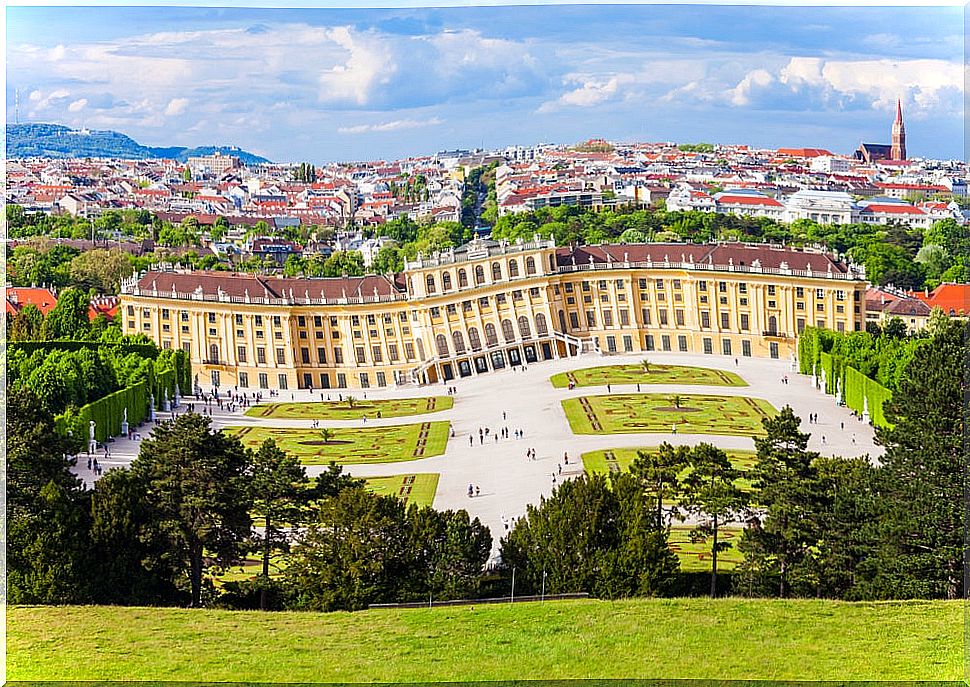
[226, 422, 450, 465]
[245, 396, 453, 420]
[563, 394, 776, 436]
[364, 473, 439, 508]
[582, 447, 757, 493]
[7, 599, 960, 680]
[551, 364, 747, 388]
[670, 525, 744, 572]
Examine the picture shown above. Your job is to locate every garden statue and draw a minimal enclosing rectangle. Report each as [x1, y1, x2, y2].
[862, 396, 870, 424]
[121, 408, 129, 437]
[89, 420, 98, 454]
[162, 390, 171, 412]
[149, 393, 156, 422]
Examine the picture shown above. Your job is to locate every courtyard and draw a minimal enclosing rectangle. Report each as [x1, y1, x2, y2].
[85, 351, 881, 555]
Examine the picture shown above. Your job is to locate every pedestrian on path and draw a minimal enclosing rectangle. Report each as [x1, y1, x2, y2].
[470, 435, 474, 446]
[564, 452, 569, 465]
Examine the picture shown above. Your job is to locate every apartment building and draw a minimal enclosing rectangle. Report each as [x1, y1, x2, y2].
[121, 238, 867, 391]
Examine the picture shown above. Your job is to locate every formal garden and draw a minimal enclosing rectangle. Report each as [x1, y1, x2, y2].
[550, 362, 747, 388]
[582, 446, 757, 493]
[227, 422, 451, 464]
[562, 393, 776, 435]
[245, 396, 453, 420]
[363, 474, 440, 508]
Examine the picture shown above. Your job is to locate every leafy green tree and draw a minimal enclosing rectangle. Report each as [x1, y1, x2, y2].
[865, 319, 966, 599]
[69, 248, 133, 294]
[322, 250, 364, 277]
[285, 487, 411, 611]
[630, 443, 688, 530]
[249, 439, 309, 609]
[132, 413, 254, 606]
[43, 287, 90, 340]
[9, 303, 45, 341]
[404, 506, 492, 601]
[306, 461, 364, 502]
[679, 443, 748, 597]
[372, 245, 404, 274]
[89, 467, 184, 605]
[738, 406, 822, 597]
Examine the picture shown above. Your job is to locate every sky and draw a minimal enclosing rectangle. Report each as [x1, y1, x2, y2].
[5, 3, 965, 162]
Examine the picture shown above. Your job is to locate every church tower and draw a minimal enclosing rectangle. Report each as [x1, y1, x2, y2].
[890, 98, 906, 160]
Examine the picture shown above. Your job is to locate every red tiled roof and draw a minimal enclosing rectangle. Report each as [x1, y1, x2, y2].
[776, 148, 834, 158]
[6, 287, 58, 315]
[859, 204, 926, 215]
[716, 195, 784, 207]
[913, 283, 970, 315]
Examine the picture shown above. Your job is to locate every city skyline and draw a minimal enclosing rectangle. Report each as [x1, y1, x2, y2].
[6, 4, 965, 162]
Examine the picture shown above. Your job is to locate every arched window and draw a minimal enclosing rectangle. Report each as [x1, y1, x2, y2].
[502, 319, 515, 342]
[475, 265, 485, 285]
[768, 315, 777, 335]
[535, 313, 548, 335]
[468, 327, 482, 351]
[491, 262, 502, 281]
[426, 274, 436, 294]
[209, 343, 220, 363]
[416, 338, 425, 360]
[508, 260, 519, 277]
[436, 334, 449, 357]
[485, 323, 498, 346]
[442, 272, 452, 291]
[458, 269, 468, 288]
[452, 331, 466, 354]
[549, 255, 556, 271]
[558, 310, 567, 332]
[526, 257, 537, 275]
[518, 316, 532, 339]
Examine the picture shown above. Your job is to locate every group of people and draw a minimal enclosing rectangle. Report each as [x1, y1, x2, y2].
[467, 484, 481, 498]
[471, 425, 524, 445]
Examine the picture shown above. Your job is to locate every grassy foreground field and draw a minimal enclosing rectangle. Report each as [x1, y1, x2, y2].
[551, 364, 747, 388]
[227, 422, 449, 464]
[245, 396, 453, 420]
[8, 599, 959, 681]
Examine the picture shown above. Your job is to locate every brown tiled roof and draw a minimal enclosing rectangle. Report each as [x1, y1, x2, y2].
[556, 243, 847, 273]
[136, 271, 403, 299]
[884, 299, 931, 317]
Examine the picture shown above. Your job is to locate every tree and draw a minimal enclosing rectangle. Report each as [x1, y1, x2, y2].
[640, 358, 652, 374]
[866, 319, 966, 599]
[42, 287, 90, 340]
[372, 245, 404, 274]
[630, 443, 688, 530]
[345, 396, 357, 409]
[7, 387, 92, 604]
[249, 439, 308, 609]
[306, 461, 364, 502]
[285, 487, 411, 611]
[738, 406, 822, 597]
[679, 443, 748, 597]
[69, 248, 133, 294]
[132, 413, 254, 606]
[671, 394, 683, 409]
[9, 303, 45, 341]
[404, 506, 492, 601]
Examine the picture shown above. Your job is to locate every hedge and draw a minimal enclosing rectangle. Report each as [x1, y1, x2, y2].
[56, 380, 150, 444]
[799, 327, 893, 428]
[9, 340, 159, 358]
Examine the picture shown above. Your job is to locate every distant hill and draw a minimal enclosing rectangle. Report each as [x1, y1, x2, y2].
[6, 123, 271, 164]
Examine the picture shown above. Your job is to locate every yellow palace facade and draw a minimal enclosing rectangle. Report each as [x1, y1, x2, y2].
[120, 238, 867, 391]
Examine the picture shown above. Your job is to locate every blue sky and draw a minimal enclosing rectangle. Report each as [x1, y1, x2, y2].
[6, 4, 964, 162]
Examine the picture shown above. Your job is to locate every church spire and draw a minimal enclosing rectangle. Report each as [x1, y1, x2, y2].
[891, 98, 906, 161]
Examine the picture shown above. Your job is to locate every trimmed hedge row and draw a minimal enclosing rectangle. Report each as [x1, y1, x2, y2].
[10, 340, 159, 358]
[57, 381, 150, 444]
[800, 327, 893, 428]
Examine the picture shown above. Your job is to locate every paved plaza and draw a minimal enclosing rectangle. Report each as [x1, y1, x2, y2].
[78, 351, 881, 552]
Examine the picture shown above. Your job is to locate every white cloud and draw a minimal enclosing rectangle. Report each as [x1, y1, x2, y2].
[338, 117, 443, 134]
[164, 98, 189, 116]
[67, 98, 88, 113]
[319, 26, 395, 106]
[728, 68, 773, 106]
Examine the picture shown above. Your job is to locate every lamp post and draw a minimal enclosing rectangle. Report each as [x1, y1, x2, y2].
[510, 566, 516, 604]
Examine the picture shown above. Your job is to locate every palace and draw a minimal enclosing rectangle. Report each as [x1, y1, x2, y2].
[120, 239, 867, 391]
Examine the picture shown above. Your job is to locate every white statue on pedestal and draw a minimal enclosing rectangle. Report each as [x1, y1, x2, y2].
[162, 390, 171, 412]
[820, 368, 827, 392]
[89, 420, 98, 454]
[121, 408, 129, 437]
[149, 393, 156, 421]
[862, 396, 870, 424]
[174, 383, 181, 408]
